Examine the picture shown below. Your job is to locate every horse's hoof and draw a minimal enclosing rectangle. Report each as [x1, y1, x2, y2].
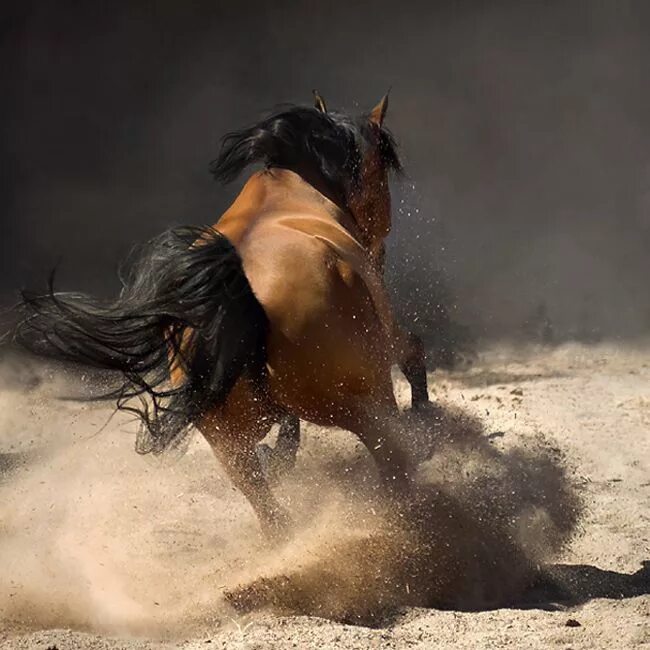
[256, 443, 274, 478]
[256, 443, 297, 484]
[412, 400, 443, 419]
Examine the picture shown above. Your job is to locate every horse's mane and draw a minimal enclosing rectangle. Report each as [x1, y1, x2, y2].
[209, 105, 401, 202]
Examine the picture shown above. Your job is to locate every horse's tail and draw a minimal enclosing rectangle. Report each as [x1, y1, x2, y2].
[14, 226, 269, 454]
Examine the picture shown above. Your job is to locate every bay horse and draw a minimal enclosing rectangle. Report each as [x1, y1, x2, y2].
[16, 93, 430, 537]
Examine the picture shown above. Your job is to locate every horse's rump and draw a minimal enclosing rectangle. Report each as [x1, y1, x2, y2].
[230, 219, 392, 420]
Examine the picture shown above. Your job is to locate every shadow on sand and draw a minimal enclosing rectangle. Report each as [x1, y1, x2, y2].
[522, 560, 650, 610]
[226, 558, 650, 627]
[0, 451, 35, 482]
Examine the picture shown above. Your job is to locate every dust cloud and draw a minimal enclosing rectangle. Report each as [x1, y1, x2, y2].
[0, 358, 582, 636]
[223, 403, 581, 623]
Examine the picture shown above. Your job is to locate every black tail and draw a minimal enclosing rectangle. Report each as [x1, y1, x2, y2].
[14, 226, 269, 454]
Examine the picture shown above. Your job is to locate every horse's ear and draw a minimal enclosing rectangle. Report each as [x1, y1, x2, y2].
[369, 92, 389, 127]
[313, 89, 328, 113]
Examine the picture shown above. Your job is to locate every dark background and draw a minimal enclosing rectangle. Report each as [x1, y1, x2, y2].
[3, 1, 650, 341]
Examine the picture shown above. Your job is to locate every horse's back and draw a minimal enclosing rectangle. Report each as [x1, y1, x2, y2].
[213, 170, 396, 423]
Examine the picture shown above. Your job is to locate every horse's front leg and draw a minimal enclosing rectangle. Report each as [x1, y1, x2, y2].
[395, 327, 430, 409]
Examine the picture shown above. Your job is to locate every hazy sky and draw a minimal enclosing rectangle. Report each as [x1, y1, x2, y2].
[3, 1, 650, 339]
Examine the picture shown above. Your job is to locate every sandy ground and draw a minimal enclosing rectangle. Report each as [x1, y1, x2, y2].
[0, 343, 648, 649]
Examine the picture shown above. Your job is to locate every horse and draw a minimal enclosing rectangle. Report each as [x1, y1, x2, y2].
[15, 93, 431, 538]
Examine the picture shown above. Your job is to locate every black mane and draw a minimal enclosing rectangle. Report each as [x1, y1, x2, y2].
[209, 105, 401, 203]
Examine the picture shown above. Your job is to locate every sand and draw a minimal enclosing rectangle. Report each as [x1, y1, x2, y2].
[0, 342, 648, 649]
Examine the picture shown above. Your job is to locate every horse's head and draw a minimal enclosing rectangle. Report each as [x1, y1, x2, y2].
[313, 92, 401, 266]
[210, 94, 401, 264]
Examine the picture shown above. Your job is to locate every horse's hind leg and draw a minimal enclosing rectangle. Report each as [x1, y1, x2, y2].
[341, 397, 413, 494]
[196, 384, 289, 539]
[361, 419, 412, 492]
